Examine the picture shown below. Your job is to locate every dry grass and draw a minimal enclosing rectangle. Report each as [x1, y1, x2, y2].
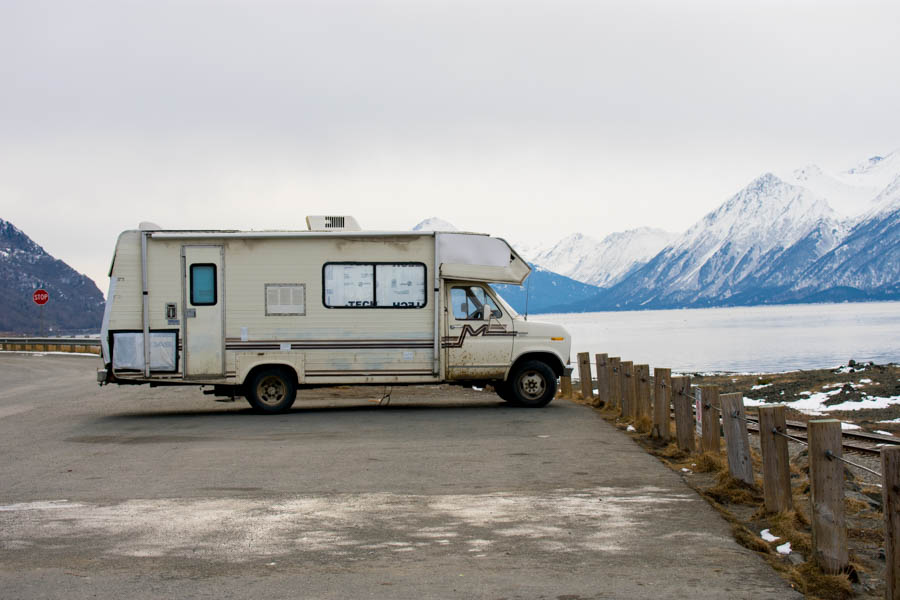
[732, 523, 773, 554]
[789, 562, 854, 600]
[848, 527, 883, 545]
[767, 509, 813, 555]
[634, 415, 652, 433]
[705, 471, 761, 505]
[843, 497, 869, 515]
[693, 452, 726, 473]
[657, 441, 689, 460]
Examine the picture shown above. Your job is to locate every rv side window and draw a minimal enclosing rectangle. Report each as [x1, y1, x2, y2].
[190, 264, 217, 306]
[450, 286, 501, 320]
[323, 262, 426, 308]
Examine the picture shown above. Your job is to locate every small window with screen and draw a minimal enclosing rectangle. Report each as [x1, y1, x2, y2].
[266, 284, 306, 316]
[190, 264, 217, 306]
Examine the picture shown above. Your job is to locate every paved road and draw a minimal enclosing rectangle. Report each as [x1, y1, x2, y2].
[0, 353, 800, 599]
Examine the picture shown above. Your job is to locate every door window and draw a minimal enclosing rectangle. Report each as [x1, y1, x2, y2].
[450, 286, 501, 320]
[190, 264, 217, 305]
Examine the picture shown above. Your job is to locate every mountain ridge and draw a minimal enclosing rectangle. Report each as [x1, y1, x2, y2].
[0, 218, 106, 334]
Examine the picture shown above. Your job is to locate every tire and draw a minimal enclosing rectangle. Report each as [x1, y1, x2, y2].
[507, 360, 557, 408]
[495, 381, 519, 404]
[246, 368, 297, 413]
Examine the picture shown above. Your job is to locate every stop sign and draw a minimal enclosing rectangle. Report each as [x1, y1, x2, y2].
[33, 289, 49, 305]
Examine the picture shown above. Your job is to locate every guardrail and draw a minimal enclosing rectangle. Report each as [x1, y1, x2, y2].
[0, 336, 101, 355]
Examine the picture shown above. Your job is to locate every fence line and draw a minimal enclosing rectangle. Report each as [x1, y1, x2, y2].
[569, 351, 898, 591]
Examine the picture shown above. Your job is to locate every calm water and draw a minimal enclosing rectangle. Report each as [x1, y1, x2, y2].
[535, 302, 900, 373]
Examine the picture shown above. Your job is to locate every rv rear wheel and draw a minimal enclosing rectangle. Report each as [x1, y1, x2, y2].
[246, 368, 297, 413]
[508, 360, 556, 408]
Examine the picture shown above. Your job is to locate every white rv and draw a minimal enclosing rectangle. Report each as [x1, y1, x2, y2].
[98, 217, 571, 413]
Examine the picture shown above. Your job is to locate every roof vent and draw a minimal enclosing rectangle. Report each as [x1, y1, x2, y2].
[306, 215, 361, 231]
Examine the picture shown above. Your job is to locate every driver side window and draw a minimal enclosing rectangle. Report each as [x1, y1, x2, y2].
[450, 286, 502, 320]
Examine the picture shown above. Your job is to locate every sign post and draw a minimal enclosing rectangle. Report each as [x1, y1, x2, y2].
[33, 289, 49, 335]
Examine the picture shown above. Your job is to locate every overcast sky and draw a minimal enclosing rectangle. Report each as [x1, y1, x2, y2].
[2, 0, 899, 290]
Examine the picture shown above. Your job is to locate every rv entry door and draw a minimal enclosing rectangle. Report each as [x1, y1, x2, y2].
[182, 245, 224, 377]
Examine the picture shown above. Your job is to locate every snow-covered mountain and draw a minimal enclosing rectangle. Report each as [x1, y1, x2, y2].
[411, 148, 900, 313]
[412, 217, 458, 232]
[596, 173, 843, 307]
[0, 218, 105, 333]
[791, 174, 900, 298]
[524, 228, 678, 287]
[782, 150, 900, 219]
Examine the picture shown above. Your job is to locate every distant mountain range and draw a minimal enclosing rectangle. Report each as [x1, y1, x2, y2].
[413, 148, 900, 313]
[0, 219, 105, 334]
[3, 148, 898, 335]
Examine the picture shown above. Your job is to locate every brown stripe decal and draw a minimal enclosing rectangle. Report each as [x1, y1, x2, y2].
[305, 369, 433, 377]
[225, 339, 432, 351]
[441, 324, 516, 349]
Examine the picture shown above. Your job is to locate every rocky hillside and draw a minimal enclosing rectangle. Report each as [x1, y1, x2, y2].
[0, 219, 105, 334]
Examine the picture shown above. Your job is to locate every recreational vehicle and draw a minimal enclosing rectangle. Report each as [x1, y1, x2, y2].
[97, 217, 571, 413]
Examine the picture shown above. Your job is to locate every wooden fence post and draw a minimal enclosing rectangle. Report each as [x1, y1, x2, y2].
[758, 405, 792, 513]
[672, 376, 694, 452]
[635, 364, 651, 419]
[609, 357, 621, 411]
[652, 368, 671, 441]
[595, 353, 610, 407]
[881, 446, 900, 599]
[621, 361, 635, 419]
[560, 367, 573, 399]
[808, 419, 848, 574]
[720, 392, 754, 486]
[699, 385, 721, 453]
[577, 352, 593, 401]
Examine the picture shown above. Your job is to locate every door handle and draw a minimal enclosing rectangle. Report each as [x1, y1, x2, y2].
[449, 325, 462, 330]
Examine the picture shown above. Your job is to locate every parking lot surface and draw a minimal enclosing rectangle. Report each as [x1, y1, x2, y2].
[0, 354, 800, 599]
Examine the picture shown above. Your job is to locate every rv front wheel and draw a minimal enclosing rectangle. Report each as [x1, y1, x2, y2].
[246, 368, 297, 413]
[509, 360, 556, 408]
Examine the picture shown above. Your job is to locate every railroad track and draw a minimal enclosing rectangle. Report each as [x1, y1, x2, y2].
[745, 417, 898, 457]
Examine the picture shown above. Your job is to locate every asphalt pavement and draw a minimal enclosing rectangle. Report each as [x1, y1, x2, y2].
[0, 353, 800, 599]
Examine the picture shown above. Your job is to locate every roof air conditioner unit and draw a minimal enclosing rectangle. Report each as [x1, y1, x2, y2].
[306, 215, 362, 232]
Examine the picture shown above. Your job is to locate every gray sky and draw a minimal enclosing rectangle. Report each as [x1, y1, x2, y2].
[2, 0, 899, 290]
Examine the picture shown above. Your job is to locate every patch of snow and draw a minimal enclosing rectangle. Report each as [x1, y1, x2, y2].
[751, 383, 772, 390]
[680, 468, 691, 473]
[879, 418, 900, 424]
[760, 529, 779, 542]
[626, 425, 636, 432]
[840, 423, 861, 430]
[776, 541, 792, 555]
[746, 391, 900, 415]
[858, 378, 872, 384]
[875, 430, 894, 436]
[821, 395, 900, 412]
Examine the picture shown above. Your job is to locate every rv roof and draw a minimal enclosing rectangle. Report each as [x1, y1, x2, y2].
[144, 230, 489, 239]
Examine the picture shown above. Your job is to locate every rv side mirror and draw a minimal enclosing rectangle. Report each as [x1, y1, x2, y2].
[483, 305, 492, 321]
